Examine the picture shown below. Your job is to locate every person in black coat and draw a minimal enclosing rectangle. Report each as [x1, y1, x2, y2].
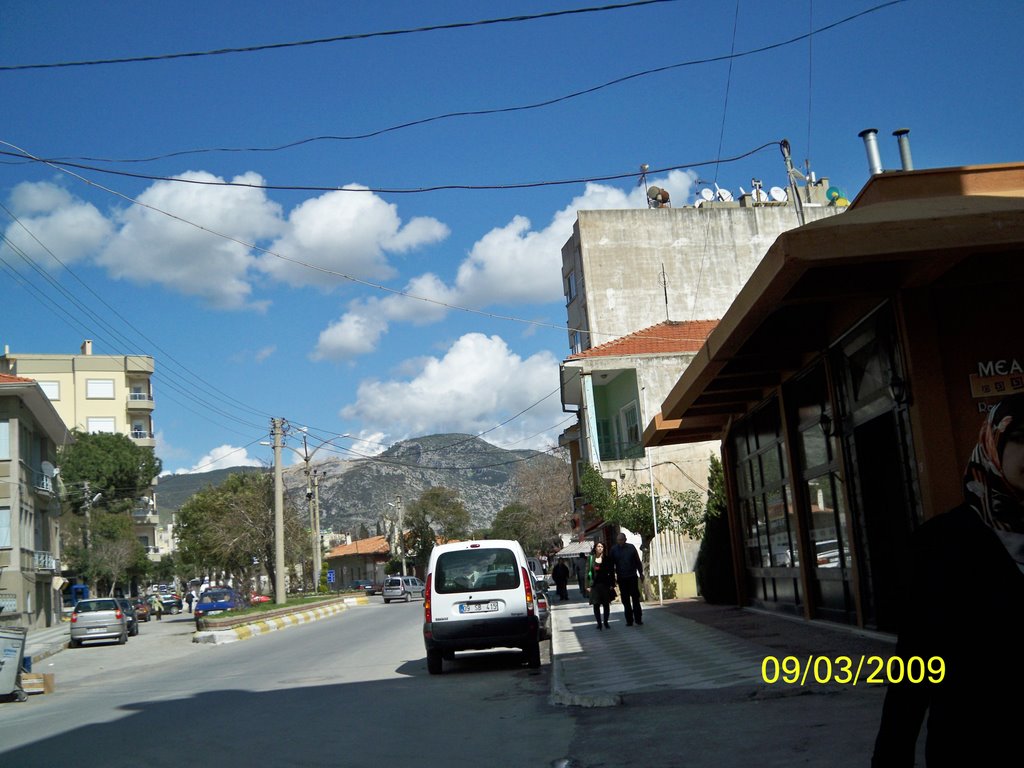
[588, 541, 616, 629]
[872, 394, 1024, 766]
[551, 559, 570, 600]
[610, 532, 644, 626]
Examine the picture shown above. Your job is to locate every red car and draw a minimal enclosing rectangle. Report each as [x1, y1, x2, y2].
[250, 593, 271, 603]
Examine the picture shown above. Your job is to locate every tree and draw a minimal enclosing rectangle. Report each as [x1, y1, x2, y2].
[507, 451, 573, 554]
[404, 487, 470, 570]
[59, 431, 161, 514]
[695, 454, 737, 604]
[58, 431, 162, 587]
[578, 463, 705, 579]
[176, 471, 306, 597]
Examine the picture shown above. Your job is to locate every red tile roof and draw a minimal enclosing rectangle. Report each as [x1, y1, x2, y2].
[568, 320, 719, 360]
[326, 535, 390, 558]
[0, 373, 37, 384]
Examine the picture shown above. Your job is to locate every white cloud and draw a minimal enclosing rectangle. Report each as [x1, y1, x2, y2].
[258, 186, 449, 289]
[254, 345, 276, 363]
[308, 172, 695, 360]
[311, 306, 389, 361]
[98, 171, 284, 310]
[311, 272, 457, 360]
[2, 181, 112, 269]
[340, 333, 563, 449]
[453, 170, 696, 307]
[174, 444, 265, 474]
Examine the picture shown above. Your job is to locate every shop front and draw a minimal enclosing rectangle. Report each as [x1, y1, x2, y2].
[645, 162, 1024, 631]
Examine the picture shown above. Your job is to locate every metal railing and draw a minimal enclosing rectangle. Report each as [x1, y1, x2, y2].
[130, 430, 155, 439]
[128, 392, 154, 401]
[33, 551, 57, 571]
[0, 593, 16, 614]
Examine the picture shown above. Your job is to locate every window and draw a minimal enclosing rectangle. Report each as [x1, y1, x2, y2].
[38, 381, 60, 400]
[87, 417, 116, 433]
[620, 401, 641, 446]
[0, 419, 8, 460]
[85, 379, 115, 399]
[570, 331, 582, 355]
[564, 271, 577, 304]
[0, 507, 10, 548]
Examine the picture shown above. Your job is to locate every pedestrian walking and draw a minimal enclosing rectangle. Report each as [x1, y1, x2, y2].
[148, 593, 164, 621]
[552, 559, 570, 600]
[576, 553, 589, 598]
[610, 532, 644, 626]
[588, 541, 616, 630]
[185, 590, 195, 613]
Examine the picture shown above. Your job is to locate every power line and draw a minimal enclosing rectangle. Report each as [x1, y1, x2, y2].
[26, 1, 904, 166]
[0, 138, 735, 346]
[0, 1, 679, 72]
[0, 142, 780, 195]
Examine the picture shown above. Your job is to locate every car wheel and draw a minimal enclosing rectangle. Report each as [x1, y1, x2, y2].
[171, 606, 180, 615]
[384, 598, 390, 604]
[131, 624, 139, 637]
[69, 637, 81, 649]
[427, 649, 443, 675]
[525, 638, 541, 669]
[118, 630, 128, 645]
[404, 592, 411, 603]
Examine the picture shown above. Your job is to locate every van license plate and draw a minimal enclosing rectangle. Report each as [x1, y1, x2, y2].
[460, 601, 498, 614]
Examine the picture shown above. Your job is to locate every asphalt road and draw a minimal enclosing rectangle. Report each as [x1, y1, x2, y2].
[0, 599, 572, 768]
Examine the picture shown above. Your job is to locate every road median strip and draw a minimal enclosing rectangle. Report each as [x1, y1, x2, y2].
[193, 595, 370, 644]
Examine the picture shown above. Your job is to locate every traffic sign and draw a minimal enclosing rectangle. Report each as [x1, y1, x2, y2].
[326, 569, 335, 584]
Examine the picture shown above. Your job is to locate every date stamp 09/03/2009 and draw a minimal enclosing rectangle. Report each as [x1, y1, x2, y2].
[760, 655, 945, 686]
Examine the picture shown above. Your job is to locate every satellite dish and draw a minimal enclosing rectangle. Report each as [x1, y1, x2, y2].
[647, 186, 670, 207]
[699, 188, 714, 202]
[717, 187, 733, 202]
[769, 186, 787, 202]
[826, 186, 846, 201]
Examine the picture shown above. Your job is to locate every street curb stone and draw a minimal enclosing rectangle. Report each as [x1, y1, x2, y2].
[548, 603, 622, 708]
[192, 596, 367, 645]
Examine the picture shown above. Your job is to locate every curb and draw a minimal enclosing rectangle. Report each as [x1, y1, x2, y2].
[192, 597, 366, 645]
[548, 605, 622, 708]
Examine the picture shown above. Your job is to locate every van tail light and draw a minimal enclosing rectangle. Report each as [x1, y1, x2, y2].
[71, 613, 78, 623]
[115, 610, 123, 619]
[522, 567, 535, 616]
[424, 573, 433, 626]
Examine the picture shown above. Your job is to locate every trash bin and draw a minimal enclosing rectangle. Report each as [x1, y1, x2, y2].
[0, 627, 28, 702]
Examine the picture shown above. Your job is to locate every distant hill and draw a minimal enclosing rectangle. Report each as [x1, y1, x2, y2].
[156, 434, 563, 533]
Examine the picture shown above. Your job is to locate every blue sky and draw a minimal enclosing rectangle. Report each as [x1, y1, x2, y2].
[2, 0, 1022, 474]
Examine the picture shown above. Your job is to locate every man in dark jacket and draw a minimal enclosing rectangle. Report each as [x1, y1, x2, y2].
[610, 532, 644, 626]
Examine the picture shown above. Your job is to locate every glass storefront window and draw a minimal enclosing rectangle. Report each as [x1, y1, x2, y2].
[742, 500, 762, 567]
[800, 425, 829, 470]
[806, 474, 848, 571]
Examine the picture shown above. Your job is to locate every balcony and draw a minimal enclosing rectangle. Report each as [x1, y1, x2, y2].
[32, 470, 55, 497]
[33, 550, 57, 571]
[127, 392, 155, 411]
[130, 429, 156, 448]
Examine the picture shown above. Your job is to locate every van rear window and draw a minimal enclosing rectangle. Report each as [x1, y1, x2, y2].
[435, 548, 520, 594]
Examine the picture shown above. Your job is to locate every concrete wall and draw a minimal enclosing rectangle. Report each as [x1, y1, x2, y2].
[562, 205, 839, 353]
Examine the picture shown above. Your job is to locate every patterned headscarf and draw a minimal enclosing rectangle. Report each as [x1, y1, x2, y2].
[964, 394, 1024, 533]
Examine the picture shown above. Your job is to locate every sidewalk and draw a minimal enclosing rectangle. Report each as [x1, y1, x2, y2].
[549, 592, 896, 706]
[22, 623, 69, 669]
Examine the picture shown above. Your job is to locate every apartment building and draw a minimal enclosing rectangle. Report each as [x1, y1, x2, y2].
[559, 185, 844, 591]
[0, 340, 166, 561]
[0, 373, 72, 629]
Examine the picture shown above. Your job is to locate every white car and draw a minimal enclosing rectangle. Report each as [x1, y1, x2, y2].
[382, 576, 425, 603]
[423, 539, 542, 674]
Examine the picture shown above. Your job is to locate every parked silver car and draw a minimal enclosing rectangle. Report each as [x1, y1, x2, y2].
[382, 576, 425, 603]
[70, 598, 129, 647]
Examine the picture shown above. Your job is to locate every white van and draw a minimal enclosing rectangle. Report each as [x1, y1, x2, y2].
[423, 539, 541, 675]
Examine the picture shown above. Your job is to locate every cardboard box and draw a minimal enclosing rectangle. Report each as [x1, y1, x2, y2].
[20, 672, 55, 695]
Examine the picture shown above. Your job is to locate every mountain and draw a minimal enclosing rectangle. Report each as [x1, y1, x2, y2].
[156, 434, 562, 534]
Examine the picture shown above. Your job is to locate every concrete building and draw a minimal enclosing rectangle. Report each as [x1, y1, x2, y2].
[0, 340, 166, 561]
[325, 535, 391, 589]
[0, 373, 72, 629]
[559, 189, 844, 591]
[646, 161, 1024, 631]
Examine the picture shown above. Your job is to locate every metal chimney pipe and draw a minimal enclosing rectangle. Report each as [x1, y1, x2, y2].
[858, 129, 884, 175]
[893, 128, 914, 171]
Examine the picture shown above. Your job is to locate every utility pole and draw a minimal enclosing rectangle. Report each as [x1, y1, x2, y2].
[312, 469, 323, 589]
[272, 417, 286, 605]
[396, 495, 405, 576]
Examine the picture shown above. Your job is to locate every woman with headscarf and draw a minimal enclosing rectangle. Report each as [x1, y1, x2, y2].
[873, 394, 1024, 766]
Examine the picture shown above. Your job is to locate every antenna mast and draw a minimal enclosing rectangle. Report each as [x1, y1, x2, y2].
[660, 262, 670, 321]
